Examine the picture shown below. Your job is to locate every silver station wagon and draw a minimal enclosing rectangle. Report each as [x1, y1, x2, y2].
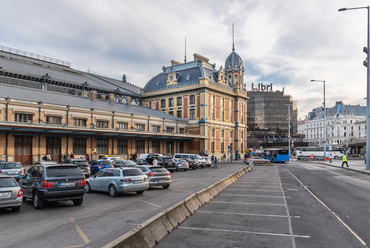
[0, 162, 24, 181]
[0, 174, 23, 212]
[86, 167, 149, 197]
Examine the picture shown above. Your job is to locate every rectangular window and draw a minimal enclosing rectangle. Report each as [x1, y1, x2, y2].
[117, 140, 127, 154]
[74, 118, 86, 127]
[118, 122, 128, 130]
[179, 128, 185, 134]
[179, 142, 184, 153]
[136, 140, 145, 154]
[169, 111, 173, 116]
[136, 124, 145, 131]
[190, 95, 195, 104]
[177, 110, 182, 118]
[221, 130, 224, 138]
[177, 97, 182, 106]
[96, 139, 108, 154]
[211, 141, 215, 153]
[212, 129, 215, 137]
[73, 138, 86, 155]
[221, 142, 224, 153]
[190, 109, 195, 120]
[152, 141, 160, 153]
[169, 98, 174, 107]
[46, 116, 62, 125]
[161, 99, 166, 108]
[166, 127, 175, 133]
[15, 113, 33, 123]
[152, 126, 160, 132]
[97, 120, 109, 128]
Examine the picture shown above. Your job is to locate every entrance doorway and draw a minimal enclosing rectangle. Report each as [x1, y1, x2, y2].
[46, 137, 62, 163]
[14, 136, 33, 165]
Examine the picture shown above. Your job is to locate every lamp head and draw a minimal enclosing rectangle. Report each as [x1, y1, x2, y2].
[338, 8, 347, 12]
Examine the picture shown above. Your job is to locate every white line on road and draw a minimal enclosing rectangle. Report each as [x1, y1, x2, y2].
[178, 226, 310, 239]
[286, 169, 367, 247]
[221, 193, 290, 198]
[224, 188, 283, 193]
[211, 200, 285, 206]
[197, 210, 300, 218]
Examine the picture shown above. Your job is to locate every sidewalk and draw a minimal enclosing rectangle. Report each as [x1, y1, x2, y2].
[293, 157, 370, 175]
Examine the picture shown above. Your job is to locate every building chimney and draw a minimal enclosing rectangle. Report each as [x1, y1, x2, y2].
[109, 93, 115, 103]
[126, 96, 131, 106]
[91, 90, 97, 101]
[100, 94, 106, 100]
[82, 91, 88, 98]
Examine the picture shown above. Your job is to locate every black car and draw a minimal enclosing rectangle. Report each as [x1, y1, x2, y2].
[62, 158, 91, 178]
[184, 158, 199, 170]
[19, 164, 86, 209]
[136, 159, 149, 165]
[156, 156, 176, 172]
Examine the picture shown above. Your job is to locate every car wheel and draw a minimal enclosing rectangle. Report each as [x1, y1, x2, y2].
[184, 169, 187, 171]
[136, 191, 144, 195]
[33, 192, 44, 209]
[192, 167, 196, 170]
[86, 182, 91, 193]
[109, 185, 118, 197]
[162, 185, 170, 189]
[73, 198, 83, 206]
[11, 206, 21, 212]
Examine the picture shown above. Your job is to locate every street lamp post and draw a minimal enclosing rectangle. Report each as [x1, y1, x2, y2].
[339, 6, 370, 170]
[286, 104, 292, 159]
[311, 80, 326, 160]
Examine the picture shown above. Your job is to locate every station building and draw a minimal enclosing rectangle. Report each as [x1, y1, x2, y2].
[141, 47, 248, 159]
[0, 46, 200, 165]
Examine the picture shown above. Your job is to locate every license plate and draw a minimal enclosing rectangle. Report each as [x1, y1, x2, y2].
[7, 171, 17, 174]
[59, 182, 74, 187]
[0, 192, 10, 197]
[158, 180, 167, 183]
[133, 180, 143, 184]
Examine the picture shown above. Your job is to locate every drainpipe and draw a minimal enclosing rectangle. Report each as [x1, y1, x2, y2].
[5, 133, 8, 162]
[5, 97, 10, 121]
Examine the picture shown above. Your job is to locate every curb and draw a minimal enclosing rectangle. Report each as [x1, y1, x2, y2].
[321, 162, 370, 175]
[102, 166, 251, 248]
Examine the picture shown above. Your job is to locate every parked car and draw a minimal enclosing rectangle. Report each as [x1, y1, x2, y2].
[86, 167, 149, 196]
[246, 156, 270, 165]
[203, 157, 212, 167]
[173, 158, 189, 171]
[0, 174, 23, 212]
[0, 160, 4, 165]
[0, 162, 24, 181]
[112, 160, 138, 167]
[173, 153, 207, 168]
[136, 165, 171, 189]
[99, 155, 123, 162]
[19, 164, 86, 209]
[136, 159, 149, 165]
[144, 153, 164, 165]
[90, 159, 113, 175]
[62, 158, 91, 178]
[184, 158, 199, 170]
[156, 156, 176, 172]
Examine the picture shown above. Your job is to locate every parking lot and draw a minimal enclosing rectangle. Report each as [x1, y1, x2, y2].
[0, 161, 246, 248]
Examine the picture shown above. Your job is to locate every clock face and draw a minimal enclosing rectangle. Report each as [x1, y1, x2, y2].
[170, 76, 174, 81]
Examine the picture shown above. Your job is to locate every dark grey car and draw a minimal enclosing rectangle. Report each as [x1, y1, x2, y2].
[62, 158, 91, 178]
[136, 165, 171, 189]
[19, 164, 86, 209]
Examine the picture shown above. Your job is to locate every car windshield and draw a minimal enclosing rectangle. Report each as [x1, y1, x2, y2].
[123, 160, 137, 165]
[194, 155, 202, 159]
[1, 162, 22, 169]
[150, 167, 168, 173]
[73, 161, 89, 166]
[179, 160, 187, 163]
[163, 158, 174, 163]
[122, 168, 144, 176]
[46, 166, 83, 177]
[0, 177, 18, 187]
[99, 161, 111, 165]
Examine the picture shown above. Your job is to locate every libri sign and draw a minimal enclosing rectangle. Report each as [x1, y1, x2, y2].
[251, 83, 273, 91]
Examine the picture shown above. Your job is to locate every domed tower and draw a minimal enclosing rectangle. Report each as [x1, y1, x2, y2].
[225, 26, 244, 89]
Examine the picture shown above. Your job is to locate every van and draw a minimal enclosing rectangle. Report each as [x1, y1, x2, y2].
[173, 153, 207, 168]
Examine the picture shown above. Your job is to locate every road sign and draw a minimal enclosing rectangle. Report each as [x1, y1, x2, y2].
[329, 145, 332, 151]
[228, 146, 230, 149]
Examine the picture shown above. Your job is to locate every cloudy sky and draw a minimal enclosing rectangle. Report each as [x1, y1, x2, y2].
[1, 0, 369, 119]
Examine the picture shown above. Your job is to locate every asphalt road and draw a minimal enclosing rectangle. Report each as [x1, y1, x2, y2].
[158, 161, 370, 248]
[0, 162, 246, 248]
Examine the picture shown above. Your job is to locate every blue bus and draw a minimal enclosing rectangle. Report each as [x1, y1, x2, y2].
[263, 148, 290, 163]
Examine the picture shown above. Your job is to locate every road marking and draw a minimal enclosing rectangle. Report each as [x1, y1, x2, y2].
[197, 210, 300, 218]
[287, 189, 299, 191]
[63, 244, 84, 248]
[69, 217, 90, 244]
[225, 188, 282, 193]
[221, 193, 289, 198]
[286, 169, 367, 247]
[211, 200, 285, 206]
[134, 198, 162, 208]
[178, 227, 310, 238]
[278, 170, 297, 248]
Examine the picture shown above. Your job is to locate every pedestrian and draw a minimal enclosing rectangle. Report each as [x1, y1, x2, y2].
[216, 157, 220, 168]
[214, 157, 218, 168]
[211, 154, 215, 168]
[342, 154, 349, 167]
[70, 152, 74, 158]
[86, 153, 90, 162]
[133, 153, 137, 161]
[152, 157, 158, 166]
[42, 155, 47, 161]
[63, 153, 67, 160]
[46, 154, 51, 161]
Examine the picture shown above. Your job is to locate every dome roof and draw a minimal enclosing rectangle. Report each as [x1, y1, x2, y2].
[225, 51, 244, 70]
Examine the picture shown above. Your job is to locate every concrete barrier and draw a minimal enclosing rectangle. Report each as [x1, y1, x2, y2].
[196, 188, 213, 205]
[102, 227, 148, 248]
[138, 211, 174, 247]
[207, 180, 224, 198]
[166, 200, 191, 227]
[184, 193, 202, 215]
